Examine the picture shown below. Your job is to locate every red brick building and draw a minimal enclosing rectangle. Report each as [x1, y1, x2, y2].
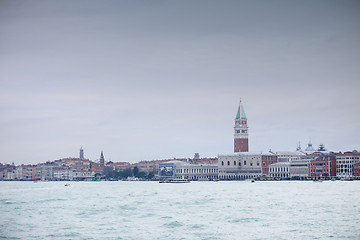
[90, 162, 104, 173]
[261, 154, 278, 175]
[21, 165, 36, 180]
[310, 154, 336, 178]
[353, 162, 360, 177]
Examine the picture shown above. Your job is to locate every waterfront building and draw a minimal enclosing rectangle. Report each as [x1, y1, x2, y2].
[310, 154, 336, 178]
[132, 161, 158, 175]
[35, 163, 55, 180]
[1, 170, 8, 180]
[234, 99, 249, 152]
[158, 161, 218, 181]
[218, 153, 262, 180]
[354, 162, 360, 178]
[269, 151, 308, 179]
[0, 164, 16, 180]
[261, 153, 278, 175]
[112, 162, 132, 171]
[268, 162, 291, 179]
[53, 166, 70, 180]
[191, 157, 218, 164]
[15, 166, 23, 180]
[301, 152, 321, 162]
[180, 162, 218, 181]
[336, 152, 360, 178]
[57, 158, 91, 171]
[90, 161, 103, 173]
[289, 159, 310, 179]
[20, 165, 36, 180]
[69, 169, 95, 180]
[276, 151, 304, 161]
[6, 171, 16, 180]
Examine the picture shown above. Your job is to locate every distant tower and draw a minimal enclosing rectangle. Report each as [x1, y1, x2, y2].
[80, 147, 84, 159]
[100, 151, 105, 167]
[318, 144, 326, 151]
[305, 138, 315, 152]
[234, 99, 249, 152]
[296, 142, 302, 151]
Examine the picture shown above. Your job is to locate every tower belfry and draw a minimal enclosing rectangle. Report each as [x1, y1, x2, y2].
[234, 99, 249, 152]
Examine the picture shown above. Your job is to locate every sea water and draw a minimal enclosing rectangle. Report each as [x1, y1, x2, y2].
[1, 181, 359, 240]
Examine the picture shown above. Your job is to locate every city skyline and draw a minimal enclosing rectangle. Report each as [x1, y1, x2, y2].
[1, 0, 360, 165]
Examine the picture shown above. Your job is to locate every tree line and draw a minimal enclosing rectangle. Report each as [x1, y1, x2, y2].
[99, 166, 155, 180]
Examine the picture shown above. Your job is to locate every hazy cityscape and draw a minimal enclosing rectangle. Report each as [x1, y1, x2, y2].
[1, 100, 359, 182]
[1, 1, 360, 239]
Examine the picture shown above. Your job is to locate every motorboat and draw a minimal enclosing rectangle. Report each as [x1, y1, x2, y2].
[159, 179, 190, 183]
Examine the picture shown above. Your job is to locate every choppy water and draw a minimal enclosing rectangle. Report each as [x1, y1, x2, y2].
[1, 181, 359, 240]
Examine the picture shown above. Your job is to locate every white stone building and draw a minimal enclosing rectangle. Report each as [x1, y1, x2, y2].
[268, 162, 291, 179]
[36, 164, 55, 180]
[336, 152, 360, 178]
[289, 159, 310, 179]
[158, 161, 218, 181]
[53, 167, 71, 180]
[271, 151, 309, 179]
[69, 170, 95, 180]
[218, 153, 262, 180]
[275, 151, 303, 161]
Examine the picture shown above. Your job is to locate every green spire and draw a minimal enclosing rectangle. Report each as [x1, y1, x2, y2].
[235, 99, 246, 119]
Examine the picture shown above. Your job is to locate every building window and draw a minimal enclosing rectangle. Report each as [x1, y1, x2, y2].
[250, 162, 253, 166]
[234, 161, 236, 166]
[257, 162, 260, 166]
[227, 161, 230, 166]
[221, 161, 224, 166]
[239, 162, 241, 166]
[244, 161, 247, 165]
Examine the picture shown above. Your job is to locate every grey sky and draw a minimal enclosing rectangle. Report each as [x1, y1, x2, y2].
[1, 0, 360, 165]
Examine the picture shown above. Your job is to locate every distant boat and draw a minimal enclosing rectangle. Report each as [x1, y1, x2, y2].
[313, 179, 323, 183]
[64, 183, 71, 187]
[126, 177, 139, 181]
[209, 178, 220, 182]
[159, 179, 190, 183]
[245, 179, 255, 183]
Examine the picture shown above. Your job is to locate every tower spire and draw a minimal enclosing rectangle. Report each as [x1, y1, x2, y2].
[235, 98, 247, 120]
[80, 147, 84, 159]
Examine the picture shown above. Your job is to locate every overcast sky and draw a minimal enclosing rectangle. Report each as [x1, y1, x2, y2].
[1, 0, 359, 165]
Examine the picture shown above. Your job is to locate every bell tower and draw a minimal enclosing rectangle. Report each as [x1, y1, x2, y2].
[100, 151, 105, 167]
[79, 147, 84, 159]
[234, 99, 249, 152]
